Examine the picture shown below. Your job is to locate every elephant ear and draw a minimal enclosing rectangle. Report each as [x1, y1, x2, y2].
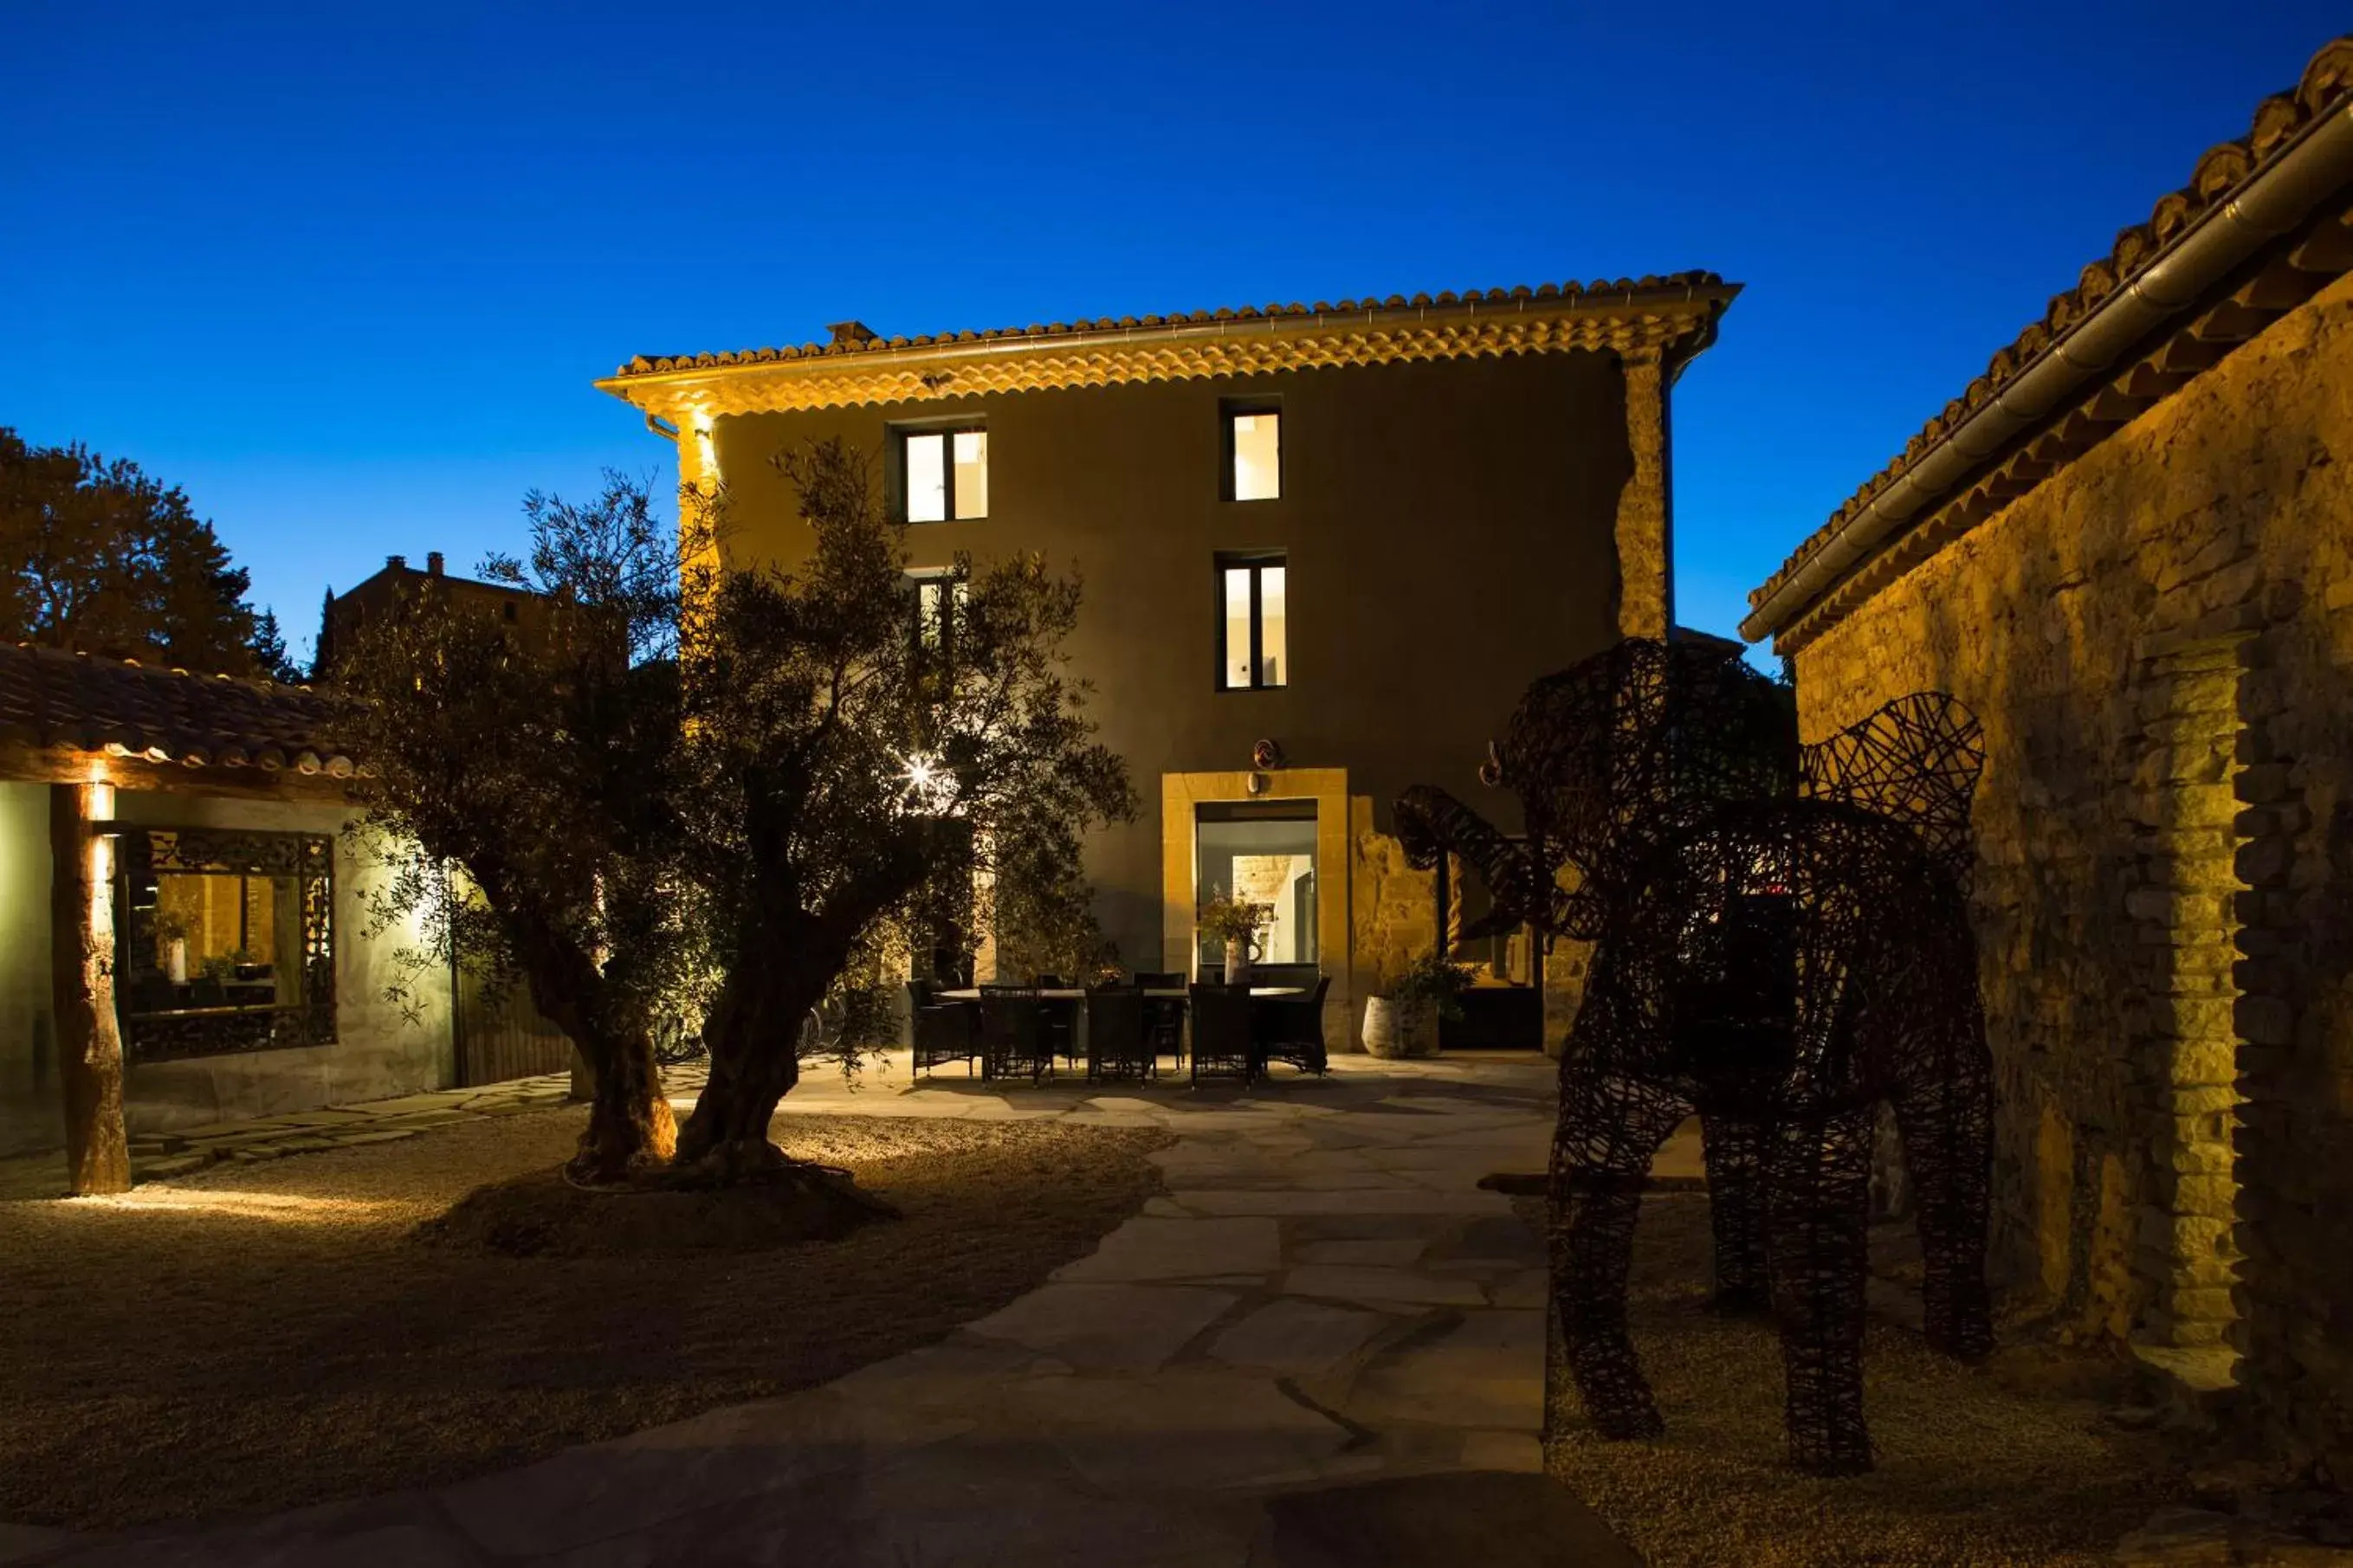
[1800, 692, 1985, 887]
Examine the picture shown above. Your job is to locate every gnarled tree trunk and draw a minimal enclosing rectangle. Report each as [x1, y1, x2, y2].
[675, 952, 829, 1179]
[509, 923, 674, 1183]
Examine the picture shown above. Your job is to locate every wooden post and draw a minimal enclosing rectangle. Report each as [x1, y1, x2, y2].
[50, 782, 130, 1194]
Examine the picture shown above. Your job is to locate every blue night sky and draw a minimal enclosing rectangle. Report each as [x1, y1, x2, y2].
[5, 3, 2343, 666]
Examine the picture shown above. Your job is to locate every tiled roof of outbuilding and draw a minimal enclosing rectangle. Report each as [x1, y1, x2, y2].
[1749, 35, 2353, 624]
[0, 642, 362, 778]
[605, 274, 1732, 379]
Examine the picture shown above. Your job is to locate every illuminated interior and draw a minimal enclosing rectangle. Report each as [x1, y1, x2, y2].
[1231, 410, 1280, 500]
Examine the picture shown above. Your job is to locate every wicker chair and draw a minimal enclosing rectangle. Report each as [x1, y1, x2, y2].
[1134, 971, 1186, 1068]
[979, 984, 1051, 1081]
[1031, 975, 1080, 1067]
[909, 979, 982, 1077]
[1253, 974, 1331, 1077]
[1085, 984, 1154, 1082]
[1188, 983, 1256, 1085]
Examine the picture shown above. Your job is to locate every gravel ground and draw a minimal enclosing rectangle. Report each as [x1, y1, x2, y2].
[0, 1109, 1167, 1529]
[1518, 1194, 2171, 1567]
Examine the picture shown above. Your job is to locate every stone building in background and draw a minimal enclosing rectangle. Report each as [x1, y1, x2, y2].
[596, 278, 1739, 1055]
[313, 550, 552, 680]
[1742, 38, 2353, 1470]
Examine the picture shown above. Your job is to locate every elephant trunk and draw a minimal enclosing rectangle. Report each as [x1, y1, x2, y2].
[1394, 785, 1581, 939]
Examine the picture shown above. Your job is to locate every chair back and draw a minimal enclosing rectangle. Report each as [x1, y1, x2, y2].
[1087, 982, 1153, 1081]
[1189, 982, 1255, 1077]
[1085, 984, 1147, 1068]
[979, 984, 1046, 1077]
[1132, 971, 1182, 990]
[905, 978, 935, 1011]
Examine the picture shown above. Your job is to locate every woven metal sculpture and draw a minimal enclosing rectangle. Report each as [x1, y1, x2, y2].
[1396, 637, 1992, 1475]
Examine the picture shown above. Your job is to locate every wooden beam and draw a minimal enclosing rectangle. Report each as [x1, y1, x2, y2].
[50, 783, 129, 1195]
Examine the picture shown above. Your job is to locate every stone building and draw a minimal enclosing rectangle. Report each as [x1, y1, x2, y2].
[0, 642, 569, 1185]
[314, 549, 553, 679]
[1742, 39, 2353, 1468]
[597, 278, 1738, 1051]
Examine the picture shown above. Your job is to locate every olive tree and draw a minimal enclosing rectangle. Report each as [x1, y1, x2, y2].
[672, 439, 1133, 1178]
[338, 475, 692, 1181]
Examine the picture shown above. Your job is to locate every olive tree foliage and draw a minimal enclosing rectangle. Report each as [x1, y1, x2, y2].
[988, 801, 1121, 984]
[671, 438, 1134, 1176]
[338, 474, 704, 1182]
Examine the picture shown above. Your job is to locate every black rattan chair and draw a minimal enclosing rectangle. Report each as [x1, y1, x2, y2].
[979, 984, 1051, 1081]
[1085, 984, 1153, 1082]
[1134, 971, 1186, 1068]
[1031, 975, 1080, 1067]
[1188, 983, 1256, 1085]
[1252, 974, 1331, 1077]
[910, 979, 982, 1077]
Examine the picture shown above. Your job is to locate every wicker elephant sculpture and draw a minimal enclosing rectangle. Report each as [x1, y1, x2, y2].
[1394, 636, 1993, 1475]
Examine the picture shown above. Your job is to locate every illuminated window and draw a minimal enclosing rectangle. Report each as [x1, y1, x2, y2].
[1225, 403, 1280, 501]
[1217, 552, 1287, 690]
[910, 570, 969, 656]
[115, 829, 336, 1061]
[899, 426, 987, 523]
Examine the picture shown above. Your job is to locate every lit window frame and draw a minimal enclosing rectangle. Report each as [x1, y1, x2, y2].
[895, 423, 989, 525]
[1214, 551, 1288, 693]
[1221, 398, 1282, 503]
[908, 567, 970, 663]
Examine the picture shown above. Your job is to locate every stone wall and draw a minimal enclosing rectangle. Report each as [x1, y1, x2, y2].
[1784, 269, 2353, 1469]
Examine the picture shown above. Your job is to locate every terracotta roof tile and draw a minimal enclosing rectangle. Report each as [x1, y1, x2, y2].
[0, 643, 361, 779]
[606, 274, 1729, 379]
[1749, 36, 2353, 618]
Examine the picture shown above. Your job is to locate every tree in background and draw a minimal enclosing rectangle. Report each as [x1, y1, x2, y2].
[0, 428, 298, 681]
[673, 439, 1134, 1178]
[338, 474, 691, 1182]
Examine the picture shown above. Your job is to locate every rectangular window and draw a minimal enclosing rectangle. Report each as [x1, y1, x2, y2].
[116, 829, 336, 1061]
[899, 426, 987, 523]
[1225, 403, 1281, 501]
[1217, 552, 1287, 690]
[910, 570, 969, 656]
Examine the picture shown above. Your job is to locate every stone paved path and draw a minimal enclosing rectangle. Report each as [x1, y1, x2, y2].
[3, 1053, 1652, 1566]
[0, 1075, 581, 1200]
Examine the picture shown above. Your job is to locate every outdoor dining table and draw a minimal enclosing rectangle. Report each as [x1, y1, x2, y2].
[934, 987, 1304, 1000]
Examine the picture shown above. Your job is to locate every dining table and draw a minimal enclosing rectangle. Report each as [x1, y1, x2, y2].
[934, 986, 1303, 1001]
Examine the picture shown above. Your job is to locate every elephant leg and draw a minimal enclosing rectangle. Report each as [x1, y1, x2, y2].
[1700, 1110, 1772, 1315]
[1768, 1108, 1877, 1476]
[1891, 1012, 1995, 1362]
[1547, 1064, 1688, 1451]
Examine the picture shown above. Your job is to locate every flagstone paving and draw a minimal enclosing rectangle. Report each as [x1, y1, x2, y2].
[5, 1051, 1662, 1565]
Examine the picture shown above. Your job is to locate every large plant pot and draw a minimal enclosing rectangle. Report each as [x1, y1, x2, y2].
[1362, 996, 1438, 1059]
[1226, 945, 1254, 986]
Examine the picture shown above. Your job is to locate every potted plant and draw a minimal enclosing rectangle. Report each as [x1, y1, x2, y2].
[1196, 893, 1272, 985]
[1363, 948, 1471, 1059]
[155, 912, 190, 985]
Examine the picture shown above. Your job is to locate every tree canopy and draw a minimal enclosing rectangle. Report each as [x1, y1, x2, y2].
[670, 438, 1134, 1173]
[0, 427, 296, 680]
[337, 474, 693, 1179]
